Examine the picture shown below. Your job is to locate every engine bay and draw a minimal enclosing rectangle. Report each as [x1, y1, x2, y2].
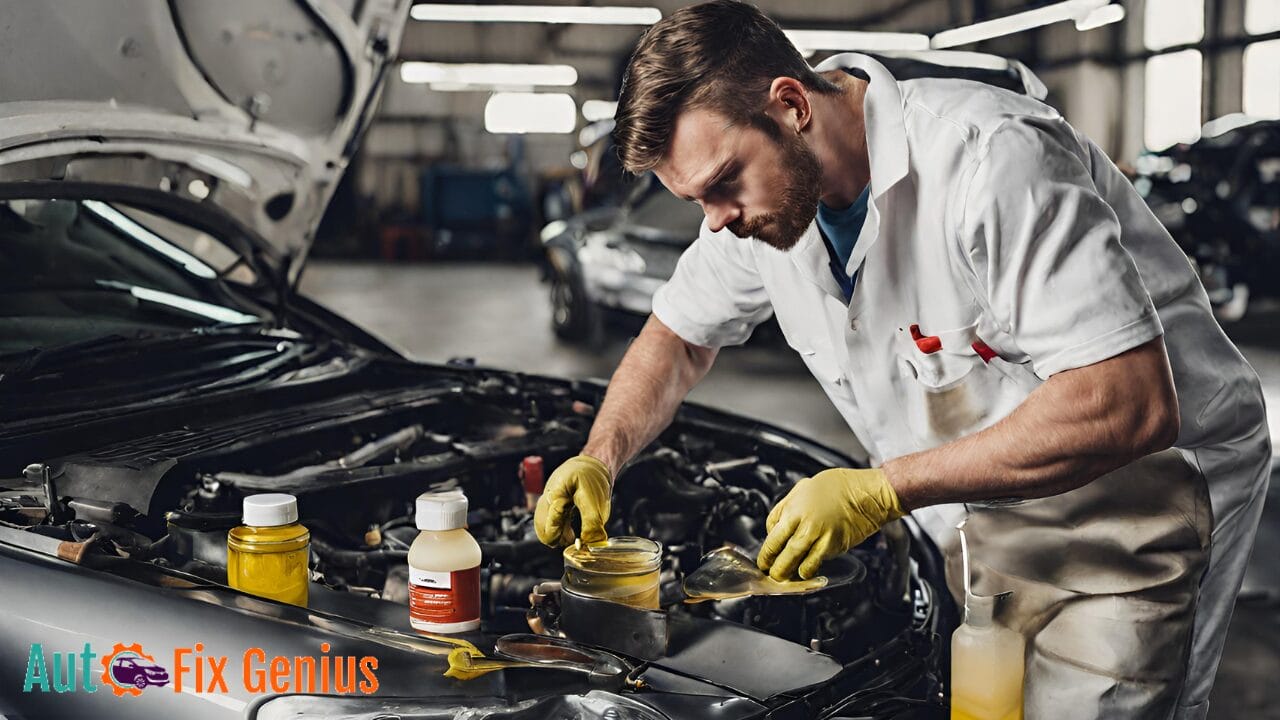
[0, 370, 950, 716]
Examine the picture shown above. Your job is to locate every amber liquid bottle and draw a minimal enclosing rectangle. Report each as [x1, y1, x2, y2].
[227, 493, 310, 607]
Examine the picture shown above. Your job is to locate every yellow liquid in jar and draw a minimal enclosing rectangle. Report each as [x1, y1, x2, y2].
[227, 523, 310, 607]
[562, 565, 660, 609]
[562, 538, 661, 610]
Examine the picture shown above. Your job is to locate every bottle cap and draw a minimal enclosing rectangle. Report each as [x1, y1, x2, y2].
[520, 456, 545, 494]
[242, 493, 299, 527]
[416, 490, 469, 531]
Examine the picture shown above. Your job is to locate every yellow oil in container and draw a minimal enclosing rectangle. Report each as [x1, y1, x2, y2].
[227, 494, 310, 607]
[950, 592, 1024, 720]
[562, 536, 660, 609]
[952, 522, 1023, 720]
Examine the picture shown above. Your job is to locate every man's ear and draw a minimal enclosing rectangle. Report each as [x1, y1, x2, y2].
[765, 77, 811, 134]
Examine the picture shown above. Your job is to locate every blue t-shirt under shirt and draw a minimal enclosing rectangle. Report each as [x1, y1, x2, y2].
[816, 185, 871, 302]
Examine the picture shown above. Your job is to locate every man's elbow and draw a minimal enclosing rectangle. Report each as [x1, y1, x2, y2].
[1134, 389, 1180, 456]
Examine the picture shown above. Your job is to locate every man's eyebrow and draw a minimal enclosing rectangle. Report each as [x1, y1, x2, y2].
[681, 160, 731, 202]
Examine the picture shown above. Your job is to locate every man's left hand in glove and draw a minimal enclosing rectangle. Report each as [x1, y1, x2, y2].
[756, 467, 905, 581]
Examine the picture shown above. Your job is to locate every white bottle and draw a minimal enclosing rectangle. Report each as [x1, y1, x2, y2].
[951, 521, 1024, 720]
[951, 592, 1025, 720]
[408, 490, 482, 633]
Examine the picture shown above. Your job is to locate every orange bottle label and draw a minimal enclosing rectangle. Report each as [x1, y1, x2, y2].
[409, 566, 480, 625]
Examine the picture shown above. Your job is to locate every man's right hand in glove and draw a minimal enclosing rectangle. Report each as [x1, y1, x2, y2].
[534, 454, 613, 546]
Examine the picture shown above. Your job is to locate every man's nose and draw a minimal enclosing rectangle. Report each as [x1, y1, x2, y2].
[704, 203, 740, 233]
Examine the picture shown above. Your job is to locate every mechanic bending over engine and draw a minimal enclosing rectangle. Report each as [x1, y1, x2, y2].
[532, 2, 1270, 718]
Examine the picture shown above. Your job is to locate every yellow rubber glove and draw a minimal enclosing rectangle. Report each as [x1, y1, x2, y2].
[757, 468, 904, 581]
[534, 454, 612, 546]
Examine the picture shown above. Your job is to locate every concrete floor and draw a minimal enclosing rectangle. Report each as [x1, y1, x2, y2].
[300, 260, 1280, 718]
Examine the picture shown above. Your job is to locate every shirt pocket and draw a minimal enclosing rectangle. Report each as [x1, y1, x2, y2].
[895, 321, 1039, 449]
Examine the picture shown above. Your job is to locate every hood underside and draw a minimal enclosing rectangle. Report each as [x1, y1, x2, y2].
[0, 0, 411, 287]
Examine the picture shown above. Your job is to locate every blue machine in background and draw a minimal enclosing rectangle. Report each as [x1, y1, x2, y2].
[420, 164, 534, 259]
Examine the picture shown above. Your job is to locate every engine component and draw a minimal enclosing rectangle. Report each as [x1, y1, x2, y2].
[682, 544, 832, 602]
[559, 585, 669, 661]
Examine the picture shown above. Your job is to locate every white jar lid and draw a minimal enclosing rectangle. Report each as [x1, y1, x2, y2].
[416, 490, 469, 530]
[242, 493, 299, 527]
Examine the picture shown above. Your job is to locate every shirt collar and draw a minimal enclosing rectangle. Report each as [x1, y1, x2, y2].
[784, 54, 908, 301]
[812, 53, 910, 200]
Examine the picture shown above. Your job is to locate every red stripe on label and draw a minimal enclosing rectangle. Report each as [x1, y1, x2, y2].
[409, 566, 480, 625]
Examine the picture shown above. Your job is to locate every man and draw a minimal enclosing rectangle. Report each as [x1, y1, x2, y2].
[533, 2, 1270, 717]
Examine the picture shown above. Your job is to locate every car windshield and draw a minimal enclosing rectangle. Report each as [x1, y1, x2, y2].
[0, 198, 266, 356]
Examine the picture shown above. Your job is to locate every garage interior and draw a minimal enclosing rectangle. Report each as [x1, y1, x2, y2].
[299, 0, 1280, 716]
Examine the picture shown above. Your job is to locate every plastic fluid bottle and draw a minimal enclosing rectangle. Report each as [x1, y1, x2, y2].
[951, 521, 1024, 720]
[951, 592, 1025, 720]
[227, 493, 310, 606]
[408, 490, 482, 633]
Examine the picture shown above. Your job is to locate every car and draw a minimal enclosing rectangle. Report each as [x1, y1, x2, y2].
[0, 4, 953, 719]
[1134, 117, 1280, 322]
[541, 50, 1050, 344]
[543, 172, 703, 342]
[110, 655, 170, 690]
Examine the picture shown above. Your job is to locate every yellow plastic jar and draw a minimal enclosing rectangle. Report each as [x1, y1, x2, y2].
[227, 494, 310, 607]
[562, 536, 661, 610]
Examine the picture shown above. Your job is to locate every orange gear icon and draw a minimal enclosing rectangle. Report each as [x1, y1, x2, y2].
[100, 642, 156, 697]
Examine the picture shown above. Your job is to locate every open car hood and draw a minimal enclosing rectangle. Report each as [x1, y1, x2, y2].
[0, 0, 410, 289]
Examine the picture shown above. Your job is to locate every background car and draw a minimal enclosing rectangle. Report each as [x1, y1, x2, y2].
[1134, 117, 1280, 321]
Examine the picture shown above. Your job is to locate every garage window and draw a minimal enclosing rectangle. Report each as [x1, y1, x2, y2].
[1245, 0, 1280, 35]
[1144, 0, 1204, 51]
[1145, 50, 1203, 151]
[1243, 40, 1280, 119]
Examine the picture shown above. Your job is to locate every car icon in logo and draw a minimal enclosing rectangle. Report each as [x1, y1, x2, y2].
[109, 653, 170, 689]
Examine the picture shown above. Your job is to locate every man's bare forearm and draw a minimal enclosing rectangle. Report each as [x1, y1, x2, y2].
[883, 337, 1180, 509]
[583, 315, 718, 479]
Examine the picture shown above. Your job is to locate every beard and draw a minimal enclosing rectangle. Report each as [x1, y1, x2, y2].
[728, 130, 823, 251]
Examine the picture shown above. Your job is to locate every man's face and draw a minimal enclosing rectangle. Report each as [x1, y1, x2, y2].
[653, 107, 823, 251]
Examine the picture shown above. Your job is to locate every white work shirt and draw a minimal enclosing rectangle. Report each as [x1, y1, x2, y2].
[651, 54, 1269, 644]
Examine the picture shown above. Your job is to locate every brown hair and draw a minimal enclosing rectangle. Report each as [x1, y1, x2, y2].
[612, 0, 839, 174]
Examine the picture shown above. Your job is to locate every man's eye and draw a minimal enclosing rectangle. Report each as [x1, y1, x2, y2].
[713, 175, 740, 196]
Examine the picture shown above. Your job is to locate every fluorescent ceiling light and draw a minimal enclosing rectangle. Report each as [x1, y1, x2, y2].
[784, 29, 930, 53]
[1076, 4, 1125, 31]
[411, 4, 661, 25]
[485, 93, 577, 134]
[400, 62, 577, 87]
[582, 100, 617, 122]
[931, 0, 1120, 49]
[428, 83, 535, 93]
